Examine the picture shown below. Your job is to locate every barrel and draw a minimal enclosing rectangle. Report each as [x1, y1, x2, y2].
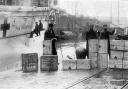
[40, 55, 58, 71]
[22, 53, 38, 72]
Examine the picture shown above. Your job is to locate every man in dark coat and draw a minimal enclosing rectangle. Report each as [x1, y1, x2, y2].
[44, 23, 56, 40]
[38, 20, 43, 35]
[100, 24, 115, 56]
[44, 23, 57, 55]
[86, 25, 97, 58]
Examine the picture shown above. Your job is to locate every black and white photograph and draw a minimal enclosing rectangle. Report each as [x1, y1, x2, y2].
[0, 0, 128, 89]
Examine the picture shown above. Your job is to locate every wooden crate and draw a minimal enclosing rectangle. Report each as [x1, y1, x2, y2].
[43, 40, 52, 55]
[110, 40, 124, 51]
[125, 41, 128, 51]
[62, 60, 76, 70]
[22, 53, 38, 72]
[89, 53, 98, 68]
[110, 45, 124, 51]
[88, 39, 98, 53]
[111, 51, 123, 59]
[110, 40, 125, 46]
[40, 55, 58, 71]
[99, 53, 108, 68]
[99, 40, 108, 53]
[109, 59, 124, 69]
[124, 52, 128, 60]
[76, 59, 91, 70]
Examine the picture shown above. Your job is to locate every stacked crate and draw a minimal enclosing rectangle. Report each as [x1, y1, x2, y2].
[41, 40, 58, 71]
[88, 39, 108, 69]
[62, 59, 91, 70]
[22, 53, 38, 72]
[98, 40, 108, 68]
[88, 39, 98, 68]
[110, 40, 127, 69]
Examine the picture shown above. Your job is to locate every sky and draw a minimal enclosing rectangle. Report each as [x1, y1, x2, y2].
[58, 0, 128, 26]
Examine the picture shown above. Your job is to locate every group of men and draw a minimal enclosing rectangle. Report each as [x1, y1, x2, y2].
[86, 24, 115, 57]
[30, 20, 43, 38]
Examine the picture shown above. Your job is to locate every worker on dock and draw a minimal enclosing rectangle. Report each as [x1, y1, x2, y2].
[38, 20, 43, 35]
[44, 23, 57, 55]
[86, 25, 98, 58]
[76, 25, 97, 59]
[44, 23, 56, 40]
[100, 24, 115, 56]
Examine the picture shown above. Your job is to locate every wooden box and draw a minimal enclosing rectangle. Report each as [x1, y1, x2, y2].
[22, 53, 38, 72]
[43, 40, 52, 55]
[110, 40, 124, 51]
[88, 39, 98, 53]
[62, 60, 76, 70]
[40, 55, 58, 71]
[99, 40, 108, 53]
[76, 59, 91, 70]
[99, 53, 108, 68]
[89, 53, 98, 68]
[111, 51, 123, 59]
[109, 59, 124, 69]
[110, 40, 125, 47]
[124, 41, 128, 51]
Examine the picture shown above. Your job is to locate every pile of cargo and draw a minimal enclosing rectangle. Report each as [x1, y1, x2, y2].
[40, 40, 58, 71]
[62, 39, 108, 70]
[22, 40, 58, 72]
[89, 39, 108, 69]
[109, 40, 128, 69]
[62, 59, 91, 70]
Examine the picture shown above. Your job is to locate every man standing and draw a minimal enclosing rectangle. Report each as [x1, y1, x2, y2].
[44, 23, 57, 55]
[38, 20, 43, 35]
[86, 25, 97, 57]
[100, 24, 115, 56]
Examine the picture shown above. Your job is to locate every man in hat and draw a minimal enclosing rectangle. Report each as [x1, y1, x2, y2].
[100, 24, 115, 56]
